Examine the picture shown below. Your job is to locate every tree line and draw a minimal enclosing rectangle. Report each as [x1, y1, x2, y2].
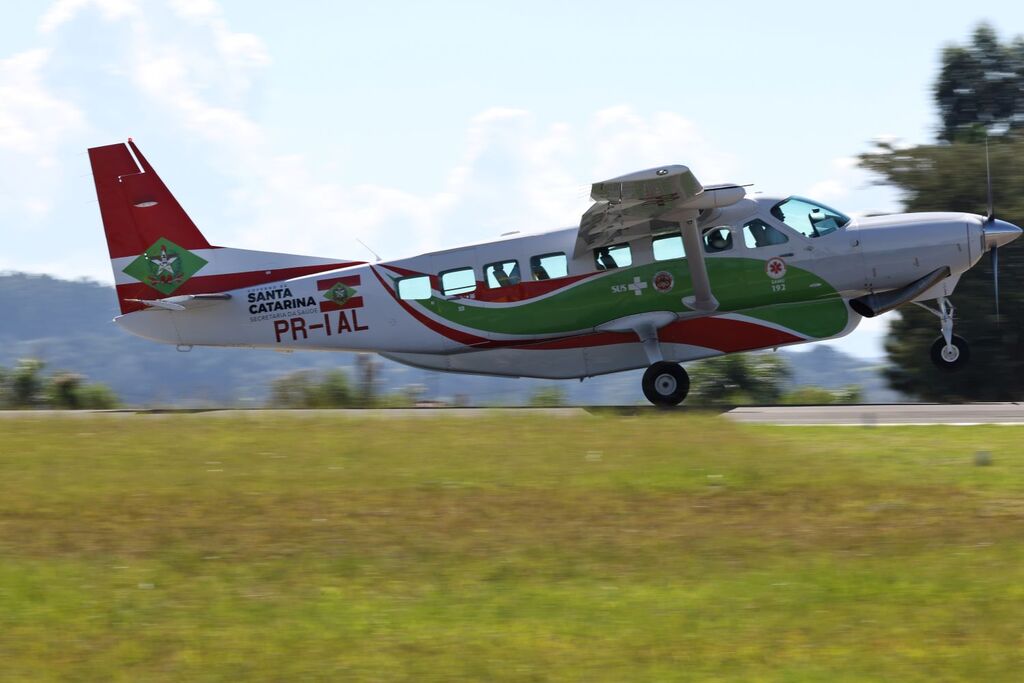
[0, 360, 119, 409]
[861, 23, 1024, 400]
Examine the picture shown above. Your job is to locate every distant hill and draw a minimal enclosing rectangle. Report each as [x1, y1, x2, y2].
[0, 272, 901, 405]
[786, 345, 903, 403]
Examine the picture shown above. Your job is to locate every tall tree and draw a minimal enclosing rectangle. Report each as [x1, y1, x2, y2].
[860, 23, 1024, 400]
[860, 138, 1024, 400]
[687, 353, 790, 406]
[935, 23, 1024, 142]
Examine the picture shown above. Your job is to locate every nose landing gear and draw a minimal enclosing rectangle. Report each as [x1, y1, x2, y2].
[930, 334, 970, 370]
[916, 297, 971, 371]
[642, 362, 690, 406]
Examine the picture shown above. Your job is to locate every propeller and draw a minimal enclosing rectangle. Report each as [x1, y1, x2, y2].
[985, 139, 1000, 319]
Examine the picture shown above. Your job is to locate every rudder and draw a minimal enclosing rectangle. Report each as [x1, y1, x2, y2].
[89, 140, 212, 261]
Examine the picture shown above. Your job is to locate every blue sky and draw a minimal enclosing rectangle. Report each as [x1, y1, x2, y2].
[1, 0, 1022, 358]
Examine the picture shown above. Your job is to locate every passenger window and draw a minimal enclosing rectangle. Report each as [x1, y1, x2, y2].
[484, 260, 521, 288]
[594, 243, 632, 270]
[743, 219, 789, 248]
[440, 267, 476, 296]
[652, 233, 684, 261]
[530, 252, 567, 280]
[397, 275, 432, 300]
[702, 226, 733, 253]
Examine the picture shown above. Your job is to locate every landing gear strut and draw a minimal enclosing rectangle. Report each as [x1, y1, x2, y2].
[642, 362, 690, 407]
[915, 297, 971, 371]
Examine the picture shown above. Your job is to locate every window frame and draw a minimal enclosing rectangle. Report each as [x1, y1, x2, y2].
[438, 266, 477, 296]
[651, 232, 685, 261]
[593, 242, 633, 271]
[396, 274, 433, 301]
[701, 225, 735, 254]
[769, 196, 851, 239]
[742, 218, 791, 249]
[482, 259, 522, 289]
[529, 252, 568, 281]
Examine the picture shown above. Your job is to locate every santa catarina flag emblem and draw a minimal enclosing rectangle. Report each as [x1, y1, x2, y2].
[122, 237, 208, 295]
[323, 281, 356, 306]
[318, 275, 363, 311]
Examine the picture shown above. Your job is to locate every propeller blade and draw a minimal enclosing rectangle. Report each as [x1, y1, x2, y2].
[993, 245, 1000, 320]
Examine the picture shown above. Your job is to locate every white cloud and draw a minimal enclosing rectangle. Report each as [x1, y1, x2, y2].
[805, 156, 868, 204]
[0, 49, 84, 155]
[589, 106, 734, 182]
[3, 0, 739, 276]
[38, 0, 139, 33]
[166, 0, 218, 19]
[0, 47, 85, 226]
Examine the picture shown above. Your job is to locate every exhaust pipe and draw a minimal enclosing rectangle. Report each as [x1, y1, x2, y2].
[850, 266, 951, 318]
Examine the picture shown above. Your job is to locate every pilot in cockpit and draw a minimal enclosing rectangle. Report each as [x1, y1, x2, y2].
[703, 227, 732, 253]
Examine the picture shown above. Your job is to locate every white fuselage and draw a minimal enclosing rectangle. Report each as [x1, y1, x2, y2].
[115, 198, 990, 379]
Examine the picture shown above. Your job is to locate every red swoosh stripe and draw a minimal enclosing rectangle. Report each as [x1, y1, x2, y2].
[371, 266, 497, 347]
[657, 317, 802, 351]
[521, 318, 801, 352]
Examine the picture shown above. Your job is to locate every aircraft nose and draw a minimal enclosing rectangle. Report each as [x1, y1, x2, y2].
[984, 218, 1023, 251]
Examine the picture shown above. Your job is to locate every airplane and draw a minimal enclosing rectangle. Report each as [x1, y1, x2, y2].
[89, 140, 1021, 406]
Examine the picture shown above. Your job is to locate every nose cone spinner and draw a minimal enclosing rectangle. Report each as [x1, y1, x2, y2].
[984, 218, 1023, 251]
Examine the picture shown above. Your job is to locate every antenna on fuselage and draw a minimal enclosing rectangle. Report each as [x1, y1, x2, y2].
[356, 238, 382, 262]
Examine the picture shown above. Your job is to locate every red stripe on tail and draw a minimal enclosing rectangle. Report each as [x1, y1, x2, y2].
[88, 141, 212, 260]
[316, 275, 361, 290]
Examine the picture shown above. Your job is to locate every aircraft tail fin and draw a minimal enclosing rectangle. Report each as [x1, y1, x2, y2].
[88, 140, 359, 314]
[89, 140, 212, 262]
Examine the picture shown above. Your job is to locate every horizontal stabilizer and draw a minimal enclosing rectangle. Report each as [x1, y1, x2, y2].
[125, 293, 232, 311]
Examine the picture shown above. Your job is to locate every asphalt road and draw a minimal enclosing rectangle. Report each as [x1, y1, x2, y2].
[2, 404, 1024, 425]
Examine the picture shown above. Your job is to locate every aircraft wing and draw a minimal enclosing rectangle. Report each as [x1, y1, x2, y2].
[574, 165, 745, 255]
[574, 165, 746, 312]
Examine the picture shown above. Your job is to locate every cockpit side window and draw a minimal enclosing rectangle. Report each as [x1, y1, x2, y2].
[770, 196, 850, 238]
[702, 226, 733, 253]
[742, 219, 789, 248]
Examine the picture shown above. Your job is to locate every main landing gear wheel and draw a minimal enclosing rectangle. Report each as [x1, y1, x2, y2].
[642, 362, 690, 407]
[931, 334, 970, 371]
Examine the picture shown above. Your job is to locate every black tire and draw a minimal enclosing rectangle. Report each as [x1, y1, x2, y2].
[930, 334, 970, 372]
[642, 362, 690, 407]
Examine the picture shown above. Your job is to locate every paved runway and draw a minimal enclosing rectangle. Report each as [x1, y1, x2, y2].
[721, 403, 1024, 425]
[2, 404, 1024, 425]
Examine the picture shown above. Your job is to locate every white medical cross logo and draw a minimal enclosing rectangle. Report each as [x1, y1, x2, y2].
[627, 276, 647, 296]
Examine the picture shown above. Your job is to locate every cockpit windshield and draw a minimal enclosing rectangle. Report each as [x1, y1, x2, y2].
[770, 196, 851, 238]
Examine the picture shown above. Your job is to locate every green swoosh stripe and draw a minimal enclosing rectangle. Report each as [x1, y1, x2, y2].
[411, 257, 848, 339]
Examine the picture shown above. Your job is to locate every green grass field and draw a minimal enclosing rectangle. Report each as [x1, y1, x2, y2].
[1, 413, 1023, 681]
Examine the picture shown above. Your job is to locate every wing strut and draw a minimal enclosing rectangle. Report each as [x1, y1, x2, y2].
[680, 217, 718, 312]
